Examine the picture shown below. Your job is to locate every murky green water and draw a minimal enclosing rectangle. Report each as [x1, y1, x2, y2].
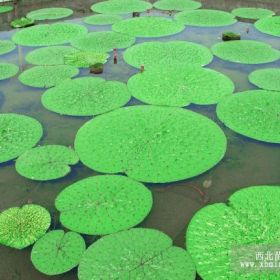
[0, 1, 280, 279]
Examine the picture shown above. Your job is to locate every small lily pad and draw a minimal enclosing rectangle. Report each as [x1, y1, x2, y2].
[0, 204, 51, 249]
[0, 40, 16, 55]
[0, 6, 13, 14]
[84, 14, 122, 25]
[154, 0, 201, 11]
[27, 7, 73, 21]
[255, 16, 280, 37]
[10, 17, 35, 28]
[0, 63, 19, 80]
[232, 7, 275, 20]
[55, 175, 153, 235]
[31, 230, 86, 275]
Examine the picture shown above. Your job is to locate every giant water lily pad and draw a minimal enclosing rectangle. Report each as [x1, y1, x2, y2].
[128, 66, 234, 106]
[217, 90, 280, 143]
[0, 40, 16, 55]
[175, 9, 237, 27]
[26, 7, 73, 21]
[0, 63, 19, 80]
[248, 68, 280, 91]
[18, 65, 79, 88]
[15, 145, 79, 181]
[12, 23, 88, 46]
[124, 41, 213, 70]
[55, 175, 153, 235]
[75, 106, 227, 183]
[91, 0, 152, 15]
[112, 16, 185, 38]
[255, 16, 280, 37]
[0, 6, 13, 14]
[187, 185, 280, 280]
[31, 230, 86, 275]
[0, 113, 43, 163]
[211, 40, 280, 64]
[0, 204, 51, 249]
[232, 7, 275, 20]
[154, 0, 201, 11]
[42, 77, 130, 116]
[78, 228, 196, 280]
[71, 31, 135, 52]
[84, 14, 122, 25]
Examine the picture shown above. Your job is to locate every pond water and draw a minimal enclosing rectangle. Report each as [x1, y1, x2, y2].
[0, 0, 280, 279]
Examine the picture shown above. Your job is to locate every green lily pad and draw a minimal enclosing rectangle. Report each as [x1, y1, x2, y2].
[55, 175, 153, 235]
[75, 105, 227, 183]
[0, 40, 16, 55]
[78, 228, 196, 280]
[124, 41, 213, 70]
[15, 145, 79, 181]
[232, 7, 275, 20]
[248, 68, 280, 91]
[175, 9, 237, 27]
[187, 185, 280, 280]
[0, 6, 13, 14]
[84, 14, 122, 25]
[128, 66, 234, 106]
[10, 17, 35, 28]
[0, 63, 19, 80]
[31, 230, 86, 275]
[112, 16, 185, 38]
[0, 113, 43, 163]
[42, 77, 131, 116]
[91, 0, 152, 15]
[0, 204, 51, 249]
[216, 90, 280, 143]
[255, 16, 280, 37]
[71, 31, 135, 52]
[154, 0, 201, 11]
[26, 7, 73, 21]
[18, 65, 79, 88]
[12, 23, 88, 46]
[211, 40, 280, 64]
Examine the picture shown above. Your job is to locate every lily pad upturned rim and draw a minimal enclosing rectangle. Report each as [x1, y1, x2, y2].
[231, 7, 275, 20]
[26, 7, 73, 21]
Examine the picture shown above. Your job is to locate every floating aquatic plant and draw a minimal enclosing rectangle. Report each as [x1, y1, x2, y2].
[255, 16, 280, 37]
[154, 0, 201, 11]
[0, 204, 51, 249]
[31, 230, 86, 275]
[26, 7, 73, 21]
[0, 40, 16, 55]
[55, 175, 153, 235]
[232, 7, 275, 20]
[0, 63, 19, 80]
[0, 113, 43, 163]
[10, 17, 35, 28]
[42, 77, 131, 116]
[83, 14, 122, 25]
[0, 6, 13, 14]
[75, 106, 227, 183]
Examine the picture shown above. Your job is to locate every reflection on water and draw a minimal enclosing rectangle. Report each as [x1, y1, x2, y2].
[0, 0, 280, 279]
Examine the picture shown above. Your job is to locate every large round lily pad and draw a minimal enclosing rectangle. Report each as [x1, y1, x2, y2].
[42, 77, 131, 116]
[187, 185, 280, 280]
[31, 230, 86, 275]
[78, 228, 196, 280]
[75, 106, 227, 183]
[232, 7, 275, 20]
[255, 16, 280, 37]
[124, 41, 213, 70]
[128, 66, 234, 106]
[0, 113, 43, 163]
[71, 31, 135, 52]
[175, 9, 237, 27]
[211, 40, 280, 64]
[12, 23, 88, 47]
[0, 6, 13, 14]
[84, 14, 122, 25]
[248, 68, 280, 91]
[18, 65, 79, 88]
[112, 16, 185, 38]
[154, 0, 201, 11]
[217, 90, 280, 143]
[55, 175, 153, 235]
[0, 204, 51, 249]
[26, 8, 73, 21]
[0, 40, 16, 55]
[91, 0, 152, 15]
[15, 145, 79, 181]
[0, 63, 19, 80]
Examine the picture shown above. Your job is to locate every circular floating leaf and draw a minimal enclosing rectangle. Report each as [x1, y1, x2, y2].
[91, 0, 152, 15]
[128, 66, 234, 106]
[217, 90, 280, 143]
[11, 17, 35, 28]
[187, 185, 280, 280]
[71, 31, 135, 52]
[0, 113, 43, 163]
[42, 77, 131, 116]
[211, 40, 280, 64]
[75, 106, 227, 183]
[18, 65, 79, 88]
[0, 6, 13, 14]
[248, 68, 280, 91]
[232, 7, 275, 20]
[255, 16, 280, 37]
[15, 145, 79, 181]
[84, 14, 122, 25]
[31, 230, 86, 275]
[175, 9, 237, 27]
[55, 175, 153, 235]
[78, 228, 196, 280]
[0, 40, 16, 55]
[112, 16, 184, 38]
[0, 63, 19, 80]
[12, 23, 88, 47]
[0, 204, 51, 249]
[26, 7, 73, 21]
[154, 0, 201, 11]
[124, 41, 213, 70]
